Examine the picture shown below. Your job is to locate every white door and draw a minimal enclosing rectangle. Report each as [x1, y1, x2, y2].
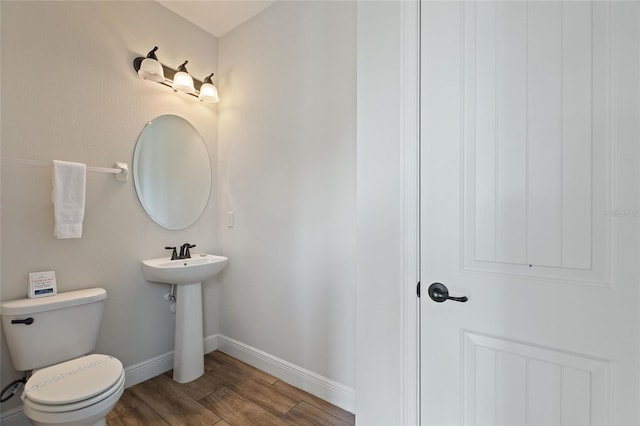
[420, 1, 640, 424]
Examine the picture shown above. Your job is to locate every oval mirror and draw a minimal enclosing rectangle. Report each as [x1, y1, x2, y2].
[133, 115, 211, 230]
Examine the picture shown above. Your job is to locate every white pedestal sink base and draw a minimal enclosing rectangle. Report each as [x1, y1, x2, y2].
[141, 254, 229, 383]
[173, 281, 204, 383]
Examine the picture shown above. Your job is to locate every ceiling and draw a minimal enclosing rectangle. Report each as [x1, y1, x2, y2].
[158, 0, 276, 38]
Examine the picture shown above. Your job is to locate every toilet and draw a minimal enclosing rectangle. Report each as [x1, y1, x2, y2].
[1, 288, 124, 426]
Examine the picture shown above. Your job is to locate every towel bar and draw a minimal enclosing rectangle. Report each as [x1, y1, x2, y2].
[1, 157, 129, 182]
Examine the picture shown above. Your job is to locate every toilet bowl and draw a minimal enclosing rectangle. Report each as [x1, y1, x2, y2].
[21, 354, 125, 426]
[1, 289, 125, 426]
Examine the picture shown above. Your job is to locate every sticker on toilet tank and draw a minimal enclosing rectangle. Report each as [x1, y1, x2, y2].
[28, 271, 57, 299]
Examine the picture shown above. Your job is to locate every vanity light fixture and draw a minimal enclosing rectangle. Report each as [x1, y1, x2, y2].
[198, 73, 220, 103]
[133, 47, 219, 104]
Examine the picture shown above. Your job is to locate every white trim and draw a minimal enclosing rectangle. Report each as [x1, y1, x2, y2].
[0, 406, 30, 426]
[120, 334, 354, 414]
[123, 350, 174, 388]
[217, 334, 355, 414]
[401, 0, 421, 424]
[204, 333, 220, 354]
[0, 334, 222, 424]
[0, 333, 356, 424]
[0, 350, 181, 425]
[124, 334, 219, 388]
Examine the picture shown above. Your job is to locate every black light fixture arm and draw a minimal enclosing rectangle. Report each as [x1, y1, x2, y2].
[176, 60, 189, 73]
[145, 46, 160, 60]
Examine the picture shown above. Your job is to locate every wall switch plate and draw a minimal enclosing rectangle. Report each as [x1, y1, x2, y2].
[227, 211, 234, 228]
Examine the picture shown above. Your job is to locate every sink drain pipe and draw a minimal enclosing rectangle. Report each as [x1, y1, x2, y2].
[164, 284, 177, 313]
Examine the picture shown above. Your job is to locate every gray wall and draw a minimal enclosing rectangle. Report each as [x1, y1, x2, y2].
[217, 1, 357, 389]
[0, 0, 219, 413]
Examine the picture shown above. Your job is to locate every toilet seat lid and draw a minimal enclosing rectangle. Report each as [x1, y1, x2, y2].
[23, 354, 123, 405]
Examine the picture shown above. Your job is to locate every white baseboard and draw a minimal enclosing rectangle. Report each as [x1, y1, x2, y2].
[204, 333, 219, 353]
[124, 334, 219, 388]
[123, 349, 174, 388]
[0, 334, 355, 423]
[217, 334, 355, 413]
[0, 406, 30, 426]
[0, 335, 221, 425]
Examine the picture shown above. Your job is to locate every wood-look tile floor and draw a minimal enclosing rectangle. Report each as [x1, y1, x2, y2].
[106, 351, 355, 426]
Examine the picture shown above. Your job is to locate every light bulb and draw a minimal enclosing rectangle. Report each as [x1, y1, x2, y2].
[172, 61, 195, 93]
[137, 47, 165, 82]
[198, 73, 219, 103]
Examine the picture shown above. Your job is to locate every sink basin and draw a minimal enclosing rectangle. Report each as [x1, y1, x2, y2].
[141, 253, 228, 383]
[142, 254, 228, 285]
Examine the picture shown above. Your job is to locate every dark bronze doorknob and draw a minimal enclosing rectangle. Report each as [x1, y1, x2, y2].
[428, 283, 468, 303]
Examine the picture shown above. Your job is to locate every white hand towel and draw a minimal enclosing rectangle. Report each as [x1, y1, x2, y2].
[52, 160, 86, 239]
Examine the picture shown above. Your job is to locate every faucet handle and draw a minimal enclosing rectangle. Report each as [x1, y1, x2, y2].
[164, 246, 178, 260]
[184, 244, 196, 259]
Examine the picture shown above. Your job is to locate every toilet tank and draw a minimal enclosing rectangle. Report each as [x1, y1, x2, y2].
[1, 288, 107, 371]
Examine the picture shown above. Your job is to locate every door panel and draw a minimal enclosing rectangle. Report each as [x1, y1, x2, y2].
[420, 1, 639, 424]
[462, 332, 611, 425]
[463, 0, 608, 283]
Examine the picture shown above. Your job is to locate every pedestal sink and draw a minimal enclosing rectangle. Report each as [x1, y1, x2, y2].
[142, 253, 228, 383]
